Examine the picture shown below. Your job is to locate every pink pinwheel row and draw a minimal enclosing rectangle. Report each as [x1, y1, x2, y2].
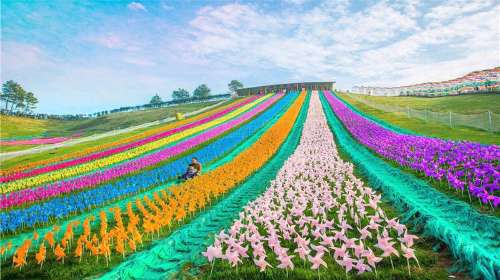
[0, 94, 283, 209]
[204, 93, 420, 277]
[0, 96, 259, 183]
[0, 137, 70, 146]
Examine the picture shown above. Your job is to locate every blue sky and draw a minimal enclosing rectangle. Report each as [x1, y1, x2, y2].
[1, 0, 499, 114]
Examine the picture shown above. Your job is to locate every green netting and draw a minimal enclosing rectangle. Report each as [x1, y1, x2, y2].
[319, 93, 500, 280]
[334, 93, 419, 135]
[0, 94, 299, 260]
[100, 94, 311, 280]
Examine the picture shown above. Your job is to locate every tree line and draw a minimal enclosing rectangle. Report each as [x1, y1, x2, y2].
[149, 81, 244, 105]
[0, 80, 245, 120]
[0, 80, 39, 114]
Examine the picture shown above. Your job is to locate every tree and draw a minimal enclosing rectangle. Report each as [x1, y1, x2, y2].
[24, 92, 38, 113]
[172, 88, 189, 100]
[13, 88, 26, 113]
[149, 94, 163, 105]
[228, 80, 244, 95]
[193, 84, 211, 99]
[1, 80, 20, 112]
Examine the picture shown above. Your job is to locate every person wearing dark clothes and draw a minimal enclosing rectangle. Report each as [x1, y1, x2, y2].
[179, 157, 202, 180]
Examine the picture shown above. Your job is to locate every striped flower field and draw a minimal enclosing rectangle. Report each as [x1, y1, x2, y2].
[0, 91, 498, 280]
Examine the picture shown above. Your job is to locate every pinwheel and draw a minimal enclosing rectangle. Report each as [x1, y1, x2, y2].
[35, 242, 46, 267]
[208, 93, 419, 277]
[324, 92, 500, 207]
[54, 244, 66, 264]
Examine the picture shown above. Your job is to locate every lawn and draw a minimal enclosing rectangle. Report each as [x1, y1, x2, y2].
[338, 93, 500, 145]
[343, 93, 500, 113]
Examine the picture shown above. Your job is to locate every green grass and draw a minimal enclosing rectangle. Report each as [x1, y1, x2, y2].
[0, 115, 50, 139]
[343, 93, 500, 114]
[338, 93, 500, 144]
[0, 101, 221, 140]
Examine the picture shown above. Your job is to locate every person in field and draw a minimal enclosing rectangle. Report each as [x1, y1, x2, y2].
[179, 157, 202, 180]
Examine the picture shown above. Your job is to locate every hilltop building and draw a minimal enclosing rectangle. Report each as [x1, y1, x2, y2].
[236, 82, 335, 95]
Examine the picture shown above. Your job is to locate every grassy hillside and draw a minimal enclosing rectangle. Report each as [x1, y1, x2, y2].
[0, 115, 51, 139]
[345, 93, 500, 113]
[338, 93, 500, 144]
[0, 101, 220, 140]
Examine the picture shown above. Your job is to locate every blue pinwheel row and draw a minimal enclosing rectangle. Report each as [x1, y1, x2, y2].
[0, 93, 298, 233]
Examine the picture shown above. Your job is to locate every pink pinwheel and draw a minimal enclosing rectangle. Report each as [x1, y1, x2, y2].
[399, 232, 419, 247]
[377, 236, 399, 269]
[401, 244, 421, 276]
[202, 245, 222, 262]
[359, 226, 372, 240]
[379, 242, 399, 258]
[308, 251, 327, 270]
[224, 250, 242, 267]
[276, 252, 295, 270]
[363, 248, 382, 269]
[353, 241, 365, 258]
[333, 244, 347, 260]
[251, 243, 266, 259]
[338, 255, 355, 273]
[333, 230, 346, 241]
[294, 246, 311, 261]
[354, 259, 371, 274]
[319, 234, 334, 248]
[254, 256, 272, 272]
[311, 244, 327, 255]
[203, 244, 223, 275]
[344, 237, 357, 249]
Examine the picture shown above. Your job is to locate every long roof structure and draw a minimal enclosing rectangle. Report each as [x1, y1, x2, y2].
[236, 81, 335, 95]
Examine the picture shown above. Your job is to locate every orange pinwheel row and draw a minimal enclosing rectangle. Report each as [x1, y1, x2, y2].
[4, 93, 305, 269]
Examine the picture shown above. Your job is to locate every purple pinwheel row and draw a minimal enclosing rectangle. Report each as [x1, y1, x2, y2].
[324, 91, 500, 207]
[0, 94, 283, 209]
[205, 93, 420, 276]
[0, 96, 259, 183]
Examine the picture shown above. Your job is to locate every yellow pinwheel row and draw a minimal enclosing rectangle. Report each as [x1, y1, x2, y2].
[1, 95, 272, 193]
[1, 97, 250, 177]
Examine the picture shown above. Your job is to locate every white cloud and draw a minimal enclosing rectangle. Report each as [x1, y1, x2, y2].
[127, 2, 147, 12]
[182, 1, 499, 89]
[1, 42, 55, 71]
[425, 0, 495, 22]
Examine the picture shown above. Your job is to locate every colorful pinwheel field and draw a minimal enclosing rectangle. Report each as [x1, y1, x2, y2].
[0, 91, 499, 280]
